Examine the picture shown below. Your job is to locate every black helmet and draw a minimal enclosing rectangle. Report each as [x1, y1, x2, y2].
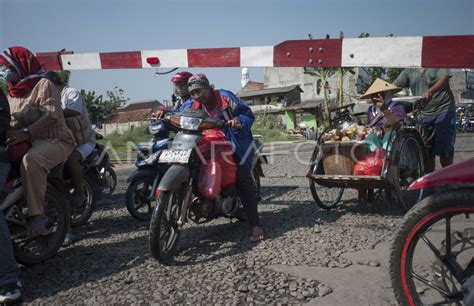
[43, 70, 64, 86]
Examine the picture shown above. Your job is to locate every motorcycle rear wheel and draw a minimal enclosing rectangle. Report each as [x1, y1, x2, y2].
[71, 176, 96, 227]
[102, 166, 117, 196]
[389, 190, 474, 305]
[149, 188, 183, 263]
[13, 187, 70, 265]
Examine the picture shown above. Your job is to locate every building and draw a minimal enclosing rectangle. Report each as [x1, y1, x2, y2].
[101, 99, 163, 136]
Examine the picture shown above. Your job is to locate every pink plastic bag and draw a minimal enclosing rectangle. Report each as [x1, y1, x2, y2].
[353, 148, 385, 176]
[198, 160, 222, 199]
[198, 129, 237, 189]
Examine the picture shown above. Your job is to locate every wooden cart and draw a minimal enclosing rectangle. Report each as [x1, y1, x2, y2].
[307, 102, 430, 212]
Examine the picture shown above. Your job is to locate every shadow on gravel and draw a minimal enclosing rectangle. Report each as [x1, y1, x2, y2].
[73, 214, 150, 241]
[21, 235, 150, 302]
[260, 185, 299, 202]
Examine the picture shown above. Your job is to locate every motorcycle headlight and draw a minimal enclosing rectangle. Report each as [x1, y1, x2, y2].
[144, 151, 160, 165]
[180, 116, 203, 130]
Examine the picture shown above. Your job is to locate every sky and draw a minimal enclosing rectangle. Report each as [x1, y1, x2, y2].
[1, 0, 473, 104]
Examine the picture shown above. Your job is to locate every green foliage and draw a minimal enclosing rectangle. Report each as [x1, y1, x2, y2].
[57, 70, 71, 86]
[82, 86, 129, 125]
[0, 80, 7, 95]
[305, 67, 336, 120]
[252, 115, 300, 142]
[98, 123, 150, 149]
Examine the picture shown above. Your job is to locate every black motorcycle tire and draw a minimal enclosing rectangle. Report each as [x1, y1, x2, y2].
[102, 165, 117, 196]
[149, 188, 182, 263]
[389, 190, 474, 306]
[71, 176, 97, 227]
[14, 187, 70, 265]
[126, 176, 155, 221]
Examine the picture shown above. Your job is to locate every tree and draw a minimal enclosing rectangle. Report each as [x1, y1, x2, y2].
[58, 70, 71, 86]
[305, 67, 337, 122]
[82, 86, 129, 125]
[336, 32, 355, 107]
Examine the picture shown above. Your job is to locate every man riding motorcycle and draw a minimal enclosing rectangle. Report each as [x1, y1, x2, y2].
[185, 73, 264, 242]
[154, 71, 194, 119]
[45, 71, 96, 244]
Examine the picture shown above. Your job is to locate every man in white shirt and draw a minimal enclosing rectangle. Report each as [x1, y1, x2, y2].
[45, 71, 96, 208]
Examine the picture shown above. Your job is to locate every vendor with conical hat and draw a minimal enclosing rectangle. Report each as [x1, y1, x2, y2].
[360, 78, 407, 150]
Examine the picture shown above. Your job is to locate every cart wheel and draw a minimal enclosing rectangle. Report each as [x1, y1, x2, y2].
[308, 145, 344, 210]
[390, 135, 425, 212]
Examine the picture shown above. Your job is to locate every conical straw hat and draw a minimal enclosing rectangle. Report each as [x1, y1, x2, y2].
[359, 78, 402, 99]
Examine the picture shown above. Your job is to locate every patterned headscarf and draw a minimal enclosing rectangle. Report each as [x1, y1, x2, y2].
[0, 46, 44, 97]
[187, 73, 211, 92]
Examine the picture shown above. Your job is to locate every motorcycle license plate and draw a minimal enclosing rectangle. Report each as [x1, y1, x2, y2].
[158, 149, 192, 164]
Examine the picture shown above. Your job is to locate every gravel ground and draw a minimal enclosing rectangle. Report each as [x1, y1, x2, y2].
[19, 134, 474, 304]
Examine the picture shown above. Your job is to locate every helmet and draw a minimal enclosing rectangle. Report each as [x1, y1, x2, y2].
[171, 71, 193, 83]
[43, 70, 63, 86]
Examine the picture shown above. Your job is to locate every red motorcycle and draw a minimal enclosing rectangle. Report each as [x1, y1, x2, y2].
[390, 158, 474, 305]
[148, 108, 265, 262]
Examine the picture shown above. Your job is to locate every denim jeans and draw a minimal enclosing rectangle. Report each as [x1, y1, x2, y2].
[0, 211, 19, 286]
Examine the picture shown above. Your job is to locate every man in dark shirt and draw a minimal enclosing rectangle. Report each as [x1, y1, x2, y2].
[0, 90, 10, 185]
[394, 69, 456, 172]
[0, 90, 22, 303]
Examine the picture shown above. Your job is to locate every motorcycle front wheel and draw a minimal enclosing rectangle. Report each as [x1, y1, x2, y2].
[149, 187, 183, 263]
[389, 190, 474, 305]
[126, 176, 155, 221]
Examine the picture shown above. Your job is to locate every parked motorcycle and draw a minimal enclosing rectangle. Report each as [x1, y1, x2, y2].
[1, 143, 70, 265]
[126, 118, 171, 221]
[389, 158, 474, 305]
[149, 108, 265, 262]
[68, 132, 117, 227]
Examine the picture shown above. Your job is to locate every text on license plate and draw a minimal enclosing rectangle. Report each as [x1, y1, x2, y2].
[158, 149, 192, 163]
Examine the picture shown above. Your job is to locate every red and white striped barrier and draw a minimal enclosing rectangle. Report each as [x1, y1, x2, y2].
[35, 35, 474, 71]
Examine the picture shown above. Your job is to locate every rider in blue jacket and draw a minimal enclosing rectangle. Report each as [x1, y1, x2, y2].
[185, 73, 264, 242]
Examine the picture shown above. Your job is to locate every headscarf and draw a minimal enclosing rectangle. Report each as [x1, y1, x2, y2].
[0, 46, 44, 97]
[187, 73, 211, 92]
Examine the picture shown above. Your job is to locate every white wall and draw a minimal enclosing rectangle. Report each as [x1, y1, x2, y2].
[264, 67, 359, 103]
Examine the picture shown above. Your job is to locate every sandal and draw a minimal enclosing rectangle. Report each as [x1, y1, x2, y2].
[27, 215, 52, 238]
[250, 226, 265, 243]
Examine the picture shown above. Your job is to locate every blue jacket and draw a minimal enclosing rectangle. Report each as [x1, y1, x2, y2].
[174, 97, 193, 113]
[184, 89, 256, 169]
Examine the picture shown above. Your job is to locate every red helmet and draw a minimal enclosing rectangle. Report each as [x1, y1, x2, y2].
[171, 71, 193, 83]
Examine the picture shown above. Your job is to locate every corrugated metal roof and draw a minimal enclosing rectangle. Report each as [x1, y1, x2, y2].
[237, 85, 303, 99]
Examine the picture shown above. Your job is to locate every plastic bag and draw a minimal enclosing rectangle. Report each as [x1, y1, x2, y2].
[198, 160, 222, 199]
[353, 148, 385, 176]
[198, 129, 237, 188]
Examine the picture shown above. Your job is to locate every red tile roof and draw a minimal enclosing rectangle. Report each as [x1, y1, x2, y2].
[104, 99, 163, 123]
[242, 81, 264, 91]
